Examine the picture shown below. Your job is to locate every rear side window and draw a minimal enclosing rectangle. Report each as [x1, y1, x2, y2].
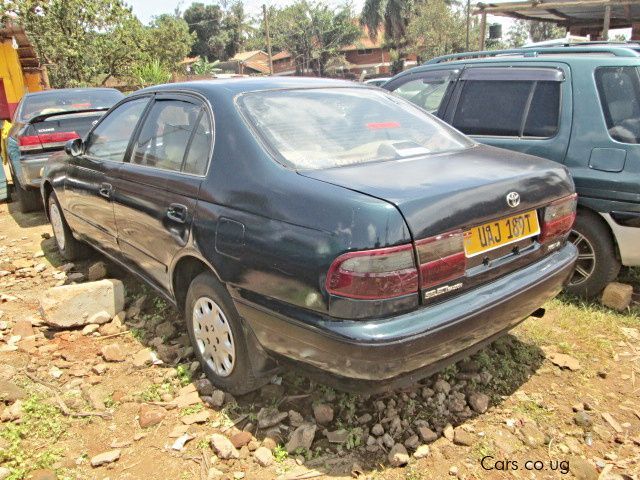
[86, 98, 149, 162]
[393, 77, 453, 114]
[239, 87, 472, 170]
[452, 80, 560, 138]
[132, 100, 210, 173]
[595, 66, 640, 144]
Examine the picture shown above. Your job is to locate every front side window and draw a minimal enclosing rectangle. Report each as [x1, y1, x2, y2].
[239, 87, 472, 170]
[595, 66, 640, 144]
[86, 98, 149, 162]
[452, 80, 560, 138]
[393, 76, 454, 114]
[132, 100, 205, 173]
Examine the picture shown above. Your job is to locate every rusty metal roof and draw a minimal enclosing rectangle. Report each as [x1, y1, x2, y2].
[0, 22, 41, 71]
[475, 0, 640, 29]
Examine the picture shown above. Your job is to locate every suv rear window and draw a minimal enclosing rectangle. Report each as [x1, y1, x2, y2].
[239, 88, 472, 170]
[452, 80, 560, 138]
[18, 89, 123, 121]
[595, 66, 640, 144]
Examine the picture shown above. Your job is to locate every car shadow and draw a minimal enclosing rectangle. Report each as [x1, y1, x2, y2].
[5, 196, 49, 229]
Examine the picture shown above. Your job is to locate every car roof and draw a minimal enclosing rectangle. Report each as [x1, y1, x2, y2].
[139, 77, 364, 97]
[394, 47, 640, 80]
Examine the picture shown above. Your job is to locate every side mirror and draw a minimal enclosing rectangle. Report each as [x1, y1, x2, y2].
[65, 138, 83, 157]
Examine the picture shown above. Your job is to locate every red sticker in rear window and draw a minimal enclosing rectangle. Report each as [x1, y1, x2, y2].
[366, 122, 400, 130]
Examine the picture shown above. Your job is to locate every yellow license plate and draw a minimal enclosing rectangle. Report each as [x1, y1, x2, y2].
[464, 210, 540, 257]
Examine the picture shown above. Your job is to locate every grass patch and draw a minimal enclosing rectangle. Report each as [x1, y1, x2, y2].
[180, 403, 204, 416]
[138, 381, 174, 402]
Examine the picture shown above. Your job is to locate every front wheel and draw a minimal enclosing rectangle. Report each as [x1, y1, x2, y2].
[564, 211, 620, 298]
[48, 192, 89, 261]
[185, 272, 267, 395]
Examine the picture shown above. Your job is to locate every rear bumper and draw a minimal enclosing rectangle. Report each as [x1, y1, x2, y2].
[236, 243, 577, 391]
[11, 154, 48, 189]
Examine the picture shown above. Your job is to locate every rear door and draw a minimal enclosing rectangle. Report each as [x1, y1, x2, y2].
[113, 93, 213, 289]
[64, 96, 151, 255]
[442, 65, 571, 163]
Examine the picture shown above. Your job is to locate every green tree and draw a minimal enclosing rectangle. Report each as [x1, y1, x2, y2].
[1, 0, 136, 88]
[146, 14, 196, 69]
[529, 21, 566, 43]
[183, 2, 225, 60]
[507, 20, 529, 48]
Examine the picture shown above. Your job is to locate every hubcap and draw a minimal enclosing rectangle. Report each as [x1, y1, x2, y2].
[49, 202, 66, 251]
[568, 230, 596, 286]
[192, 297, 235, 377]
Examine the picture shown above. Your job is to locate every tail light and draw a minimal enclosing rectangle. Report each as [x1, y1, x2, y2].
[415, 230, 466, 289]
[326, 244, 418, 299]
[539, 193, 578, 243]
[18, 131, 79, 152]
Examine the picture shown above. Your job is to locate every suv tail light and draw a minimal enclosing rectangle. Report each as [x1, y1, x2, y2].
[326, 244, 418, 299]
[415, 230, 466, 289]
[18, 132, 79, 152]
[539, 193, 578, 243]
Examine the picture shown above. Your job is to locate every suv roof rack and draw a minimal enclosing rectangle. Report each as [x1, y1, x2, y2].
[425, 46, 640, 65]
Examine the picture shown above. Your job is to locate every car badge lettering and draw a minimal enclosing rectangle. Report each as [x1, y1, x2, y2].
[506, 191, 520, 208]
[424, 282, 463, 300]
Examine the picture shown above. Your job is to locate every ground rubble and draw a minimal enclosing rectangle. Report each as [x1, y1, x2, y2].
[0, 207, 639, 479]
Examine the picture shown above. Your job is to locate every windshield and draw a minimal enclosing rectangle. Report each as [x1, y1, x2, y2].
[18, 89, 124, 122]
[239, 87, 473, 170]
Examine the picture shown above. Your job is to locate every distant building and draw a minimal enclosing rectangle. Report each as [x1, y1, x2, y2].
[219, 50, 272, 75]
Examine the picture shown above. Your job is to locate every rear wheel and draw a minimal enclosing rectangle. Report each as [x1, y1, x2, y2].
[565, 211, 620, 298]
[48, 192, 88, 260]
[185, 272, 267, 395]
[14, 181, 41, 213]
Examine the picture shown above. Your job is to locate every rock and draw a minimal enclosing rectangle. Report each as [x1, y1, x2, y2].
[257, 407, 288, 429]
[82, 324, 100, 336]
[99, 318, 123, 336]
[357, 413, 372, 424]
[156, 344, 180, 364]
[449, 466, 458, 476]
[132, 348, 154, 368]
[453, 428, 474, 446]
[91, 449, 120, 467]
[547, 352, 581, 371]
[92, 364, 108, 375]
[209, 389, 225, 408]
[101, 343, 126, 362]
[0, 467, 10, 480]
[211, 433, 240, 459]
[254, 446, 274, 466]
[231, 431, 253, 448]
[520, 424, 544, 447]
[468, 392, 490, 413]
[0, 364, 16, 382]
[39, 279, 125, 328]
[574, 411, 593, 429]
[388, 443, 409, 467]
[286, 423, 317, 453]
[88, 311, 111, 325]
[195, 378, 214, 396]
[0, 400, 22, 422]
[87, 261, 108, 281]
[413, 444, 430, 458]
[404, 434, 420, 450]
[0, 380, 26, 402]
[288, 410, 304, 427]
[418, 426, 438, 443]
[326, 429, 349, 444]
[601, 282, 633, 311]
[156, 321, 176, 339]
[371, 423, 384, 436]
[181, 410, 210, 425]
[569, 457, 598, 480]
[138, 404, 166, 428]
[421, 387, 435, 399]
[382, 433, 395, 448]
[127, 295, 147, 318]
[443, 424, 454, 441]
[313, 403, 334, 424]
[11, 319, 34, 338]
[433, 379, 451, 394]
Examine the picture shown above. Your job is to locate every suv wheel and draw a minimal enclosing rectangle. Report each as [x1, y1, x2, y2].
[48, 192, 89, 260]
[564, 211, 620, 298]
[185, 272, 267, 395]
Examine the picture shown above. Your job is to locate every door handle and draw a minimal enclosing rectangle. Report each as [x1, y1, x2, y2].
[166, 203, 188, 224]
[98, 183, 112, 199]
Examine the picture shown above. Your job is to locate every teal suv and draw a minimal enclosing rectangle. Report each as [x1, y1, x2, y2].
[385, 45, 640, 297]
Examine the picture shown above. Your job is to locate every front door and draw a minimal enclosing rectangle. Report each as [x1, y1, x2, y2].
[113, 94, 212, 289]
[64, 96, 150, 256]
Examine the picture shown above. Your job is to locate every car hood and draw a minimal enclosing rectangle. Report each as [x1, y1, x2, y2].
[298, 144, 575, 240]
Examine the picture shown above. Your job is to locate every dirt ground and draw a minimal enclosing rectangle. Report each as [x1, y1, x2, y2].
[0, 202, 639, 480]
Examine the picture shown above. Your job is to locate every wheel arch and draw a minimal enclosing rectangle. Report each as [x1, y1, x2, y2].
[170, 253, 223, 314]
[576, 204, 620, 261]
[42, 181, 53, 220]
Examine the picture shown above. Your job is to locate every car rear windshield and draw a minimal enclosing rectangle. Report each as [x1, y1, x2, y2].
[595, 66, 640, 144]
[239, 87, 473, 170]
[18, 89, 124, 122]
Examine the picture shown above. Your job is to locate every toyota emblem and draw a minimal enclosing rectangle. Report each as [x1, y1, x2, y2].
[506, 192, 520, 208]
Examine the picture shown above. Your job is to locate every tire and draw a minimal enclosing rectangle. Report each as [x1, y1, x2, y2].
[564, 210, 620, 298]
[47, 191, 89, 261]
[185, 272, 267, 395]
[14, 181, 41, 213]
